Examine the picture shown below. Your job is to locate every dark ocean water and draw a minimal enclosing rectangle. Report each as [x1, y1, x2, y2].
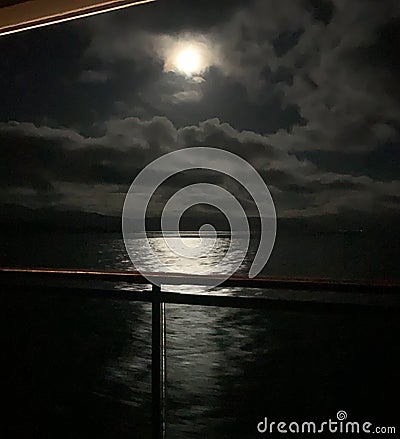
[1, 231, 399, 438]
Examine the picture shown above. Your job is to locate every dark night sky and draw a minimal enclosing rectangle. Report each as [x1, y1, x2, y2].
[0, 0, 399, 228]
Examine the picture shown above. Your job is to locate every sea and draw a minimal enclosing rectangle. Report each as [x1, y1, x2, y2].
[1, 230, 399, 438]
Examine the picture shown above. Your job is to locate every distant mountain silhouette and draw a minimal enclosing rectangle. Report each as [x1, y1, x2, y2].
[0, 203, 398, 235]
[0, 204, 119, 232]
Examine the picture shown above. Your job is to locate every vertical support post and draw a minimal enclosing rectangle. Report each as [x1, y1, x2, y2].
[160, 295, 166, 438]
[152, 283, 166, 439]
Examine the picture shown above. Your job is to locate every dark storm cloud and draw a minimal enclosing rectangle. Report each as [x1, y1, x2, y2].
[0, 118, 398, 218]
[127, 68, 303, 133]
[271, 0, 400, 154]
[211, 0, 400, 155]
[296, 146, 400, 182]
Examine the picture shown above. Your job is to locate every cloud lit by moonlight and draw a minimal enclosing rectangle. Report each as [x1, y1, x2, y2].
[161, 37, 213, 78]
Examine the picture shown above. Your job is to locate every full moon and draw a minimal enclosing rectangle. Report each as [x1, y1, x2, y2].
[163, 39, 212, 77]
[176, 48, 201, 76]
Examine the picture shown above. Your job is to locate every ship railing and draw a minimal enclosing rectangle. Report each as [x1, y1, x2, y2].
[1, 267, 399, 439]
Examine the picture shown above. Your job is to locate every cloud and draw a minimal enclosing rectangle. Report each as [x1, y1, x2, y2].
[270, 1, 400, 153]
[0, 117, 398, 220]
[170, 90, 203, 103]
[81, 0, 400, 156]
[1, 1, 399, 222]
[211, 0, 400, 154]
[80, 70, 109, 83]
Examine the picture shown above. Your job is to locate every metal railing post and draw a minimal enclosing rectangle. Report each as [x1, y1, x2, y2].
[151, 283, 166, 439]
[161, 294, 166, 439]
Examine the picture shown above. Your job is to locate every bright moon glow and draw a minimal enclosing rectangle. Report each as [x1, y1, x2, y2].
[176, 48, 201, 75]
[163, 39, 212, 77]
